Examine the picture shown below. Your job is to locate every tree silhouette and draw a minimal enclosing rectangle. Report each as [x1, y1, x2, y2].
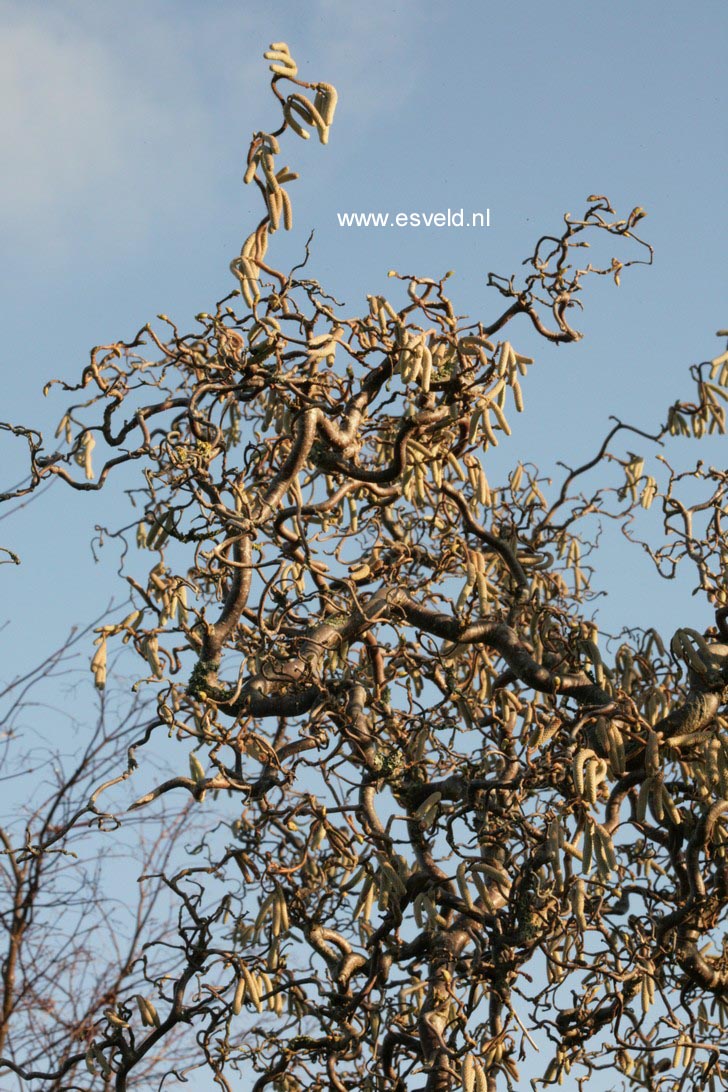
[0, 624, 198, 1088]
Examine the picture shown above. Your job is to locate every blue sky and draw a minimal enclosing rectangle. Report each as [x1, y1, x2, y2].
[1, 0, 726, 672]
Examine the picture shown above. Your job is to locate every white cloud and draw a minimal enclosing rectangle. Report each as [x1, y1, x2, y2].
[0, 2, 266, 254]
[0, 0, 430, 258]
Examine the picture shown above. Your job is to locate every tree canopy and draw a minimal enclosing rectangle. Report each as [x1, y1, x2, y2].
[2, 39, 728, 1092]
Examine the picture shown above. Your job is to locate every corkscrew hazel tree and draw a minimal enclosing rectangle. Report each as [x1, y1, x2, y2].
[2, 39, 728, 1092]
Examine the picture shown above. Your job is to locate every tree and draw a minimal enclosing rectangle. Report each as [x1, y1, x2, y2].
[2, 38, 728, 1092]
[0, 623, 198, 1088]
